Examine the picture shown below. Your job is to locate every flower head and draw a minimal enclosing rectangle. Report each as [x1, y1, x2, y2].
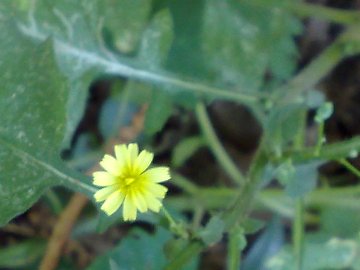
[93, 143, 170, 221]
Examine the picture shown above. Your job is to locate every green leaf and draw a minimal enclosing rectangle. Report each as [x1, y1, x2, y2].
[275, 159, 295, 186]
[172, 136, 206, 167]
[2, 0, 256, 115]
[0, 239, 46, 268]
[266, 238, 358, 270]
[321, 206, 360, 238]
[284, 162, 321, 198]
[87, 228, 171, 270]
[242, 218, 284, 270]
[139, 9, 174, 67]
[0, 24, 95, 225]
[139, 9, 177, 135]
[202, 0, 301, 92]
[103, 0, 151, 54]
[265, 104, 305, 156]
[242, 218, 266, 234]
[163, 238, 199, 270]
[198, 215, 225, 246]
[145, 91, 173, 135]
[314, 101, 334, 123]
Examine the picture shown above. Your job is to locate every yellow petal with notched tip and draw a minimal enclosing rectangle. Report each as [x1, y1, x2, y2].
[101, 191, 125, 216]
[143, 192, 162, 212]
[100, 155, 121, 176]
[93, 172, 117, 186]
[129, 190, 148, 213]
[141, 167, 170, 183]
[126, 143, 139, 168]
[123, 195, 137, 221]
[146, 183, 168, 199]
[94, 186, 117, 202]
[134, 150, 153, 174]
[114, 144, 127, 167]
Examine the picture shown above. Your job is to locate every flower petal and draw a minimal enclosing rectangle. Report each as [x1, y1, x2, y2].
[100, 154, 121, 176]
[93, 171, 117, 186]
[114, 144, 127, 167]
[126, 143, 139, 168]
[146, 183, 168, 199]
[134, 150, 154, 174]
[142, 167, 170, 183]
[123, 195, 137, 221]
[94, 186, 117, 202]
[143, 192, 162, 212]
[101, 191, 125, 216]
[129, 190, 148, 213]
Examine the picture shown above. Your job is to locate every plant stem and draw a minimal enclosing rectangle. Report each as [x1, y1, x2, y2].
[171, 173, 199, 195]
[293, 199, 304, 270]
[338, 158, 360, 178]
[243, 0, 360, 25]
[274, 40, 343, 104]
[290, 2, 360, 24]
[274, 23, 360, 105]
[289, 136, 360, 162]
[195, 102, 245, 185]
[223, 147, 268, 230]
[162, 206, 177, 227]
[227, 227, 244, 270]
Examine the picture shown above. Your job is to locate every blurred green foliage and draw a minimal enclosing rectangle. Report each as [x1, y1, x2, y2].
[1, 0, 360, 269]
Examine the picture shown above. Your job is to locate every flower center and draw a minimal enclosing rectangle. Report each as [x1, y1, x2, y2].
[124, 177, 136, 186]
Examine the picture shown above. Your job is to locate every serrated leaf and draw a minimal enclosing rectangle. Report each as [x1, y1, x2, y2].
[0, 24, 95, 225]
[87, 228, 171, 270]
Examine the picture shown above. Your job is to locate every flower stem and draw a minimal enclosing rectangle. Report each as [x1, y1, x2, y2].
[162, 206, 188, 239]
[195, 102, 245, 186]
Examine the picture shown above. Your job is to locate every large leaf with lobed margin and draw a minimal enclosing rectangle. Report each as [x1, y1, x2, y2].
[0, 0, 259, 141]
[0, 22, 95, 226]
[0, 0, 152, 148]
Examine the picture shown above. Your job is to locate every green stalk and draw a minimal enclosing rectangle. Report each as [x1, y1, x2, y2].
[195, 102, 245, 185]
[243, 0, 360, 24]
[274, 24, 360, 105]
[290, 2, 360, 24]
[293, 199, 304, 270]
[223, 147, 268, 230]
[338, 158, 360, 178]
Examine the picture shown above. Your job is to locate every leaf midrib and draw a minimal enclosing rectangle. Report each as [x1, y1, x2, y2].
[16, 19, 262, 104]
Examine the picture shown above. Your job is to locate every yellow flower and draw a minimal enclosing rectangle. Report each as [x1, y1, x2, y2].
[93, 143, 170, 221]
